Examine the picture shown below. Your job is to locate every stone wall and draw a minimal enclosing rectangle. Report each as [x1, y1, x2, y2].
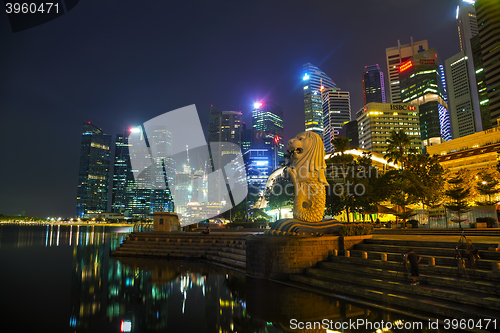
[246, 234, 372, 280]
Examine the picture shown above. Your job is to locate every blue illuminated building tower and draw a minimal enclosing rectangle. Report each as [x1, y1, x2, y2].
[76, 122, 112, 217]
[251, 100, 284, 169]
[302, 63, 336, 135]
[399, 47, 452, 142]
[362, 65, 386, 105]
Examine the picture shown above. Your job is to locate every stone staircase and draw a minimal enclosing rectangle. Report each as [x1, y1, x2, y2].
[112, 231, 250, 271]
[288, 238, 500, 323]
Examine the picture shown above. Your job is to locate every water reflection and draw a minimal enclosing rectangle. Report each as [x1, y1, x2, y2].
[0, 225, 446, 333]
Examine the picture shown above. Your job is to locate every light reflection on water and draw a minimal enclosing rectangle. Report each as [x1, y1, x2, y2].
[0, 225, 439, 333]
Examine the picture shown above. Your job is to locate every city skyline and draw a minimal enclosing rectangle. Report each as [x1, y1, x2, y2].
[1, 0, 467, 217]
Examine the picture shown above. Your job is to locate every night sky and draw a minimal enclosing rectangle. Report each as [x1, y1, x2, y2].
[0, 0, 461, 217]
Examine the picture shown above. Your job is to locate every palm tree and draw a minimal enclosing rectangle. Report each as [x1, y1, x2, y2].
[384, 130, 415, 169]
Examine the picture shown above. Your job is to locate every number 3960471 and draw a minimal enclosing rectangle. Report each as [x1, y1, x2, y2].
[5, 3, 59, 14]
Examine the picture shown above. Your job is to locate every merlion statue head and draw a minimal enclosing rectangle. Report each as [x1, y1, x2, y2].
[287, 131, 327, 185]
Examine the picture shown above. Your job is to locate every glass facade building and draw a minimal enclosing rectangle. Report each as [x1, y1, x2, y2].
[111, 128, 174, 219]
[362, 65, 386, 105]
[251, 101, 284, 168]
[321, 88, 351, 153]
[399, 48, 452, 142]
[302, 63, 336, 135]
[385, 39, 428, 103]
[76, 123, 112, 217]
[475, 0, 500, 125]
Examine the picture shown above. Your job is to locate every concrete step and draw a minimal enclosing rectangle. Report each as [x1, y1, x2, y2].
[349, 248, 498, 271]
[289, 274, 500, 322]
[365, 238, 499, 250]
[305, 267, 500, 311]
[317, 260, 500, 295]
[329, 255, 500, 282]
[355, 243, 500, 260]
[205, 255, 246, 270]
[213, 251, 246, 262]
[215, 246, 246, 256]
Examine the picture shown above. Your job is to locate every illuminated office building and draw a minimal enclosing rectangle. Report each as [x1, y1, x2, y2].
[356, 103, 421, 155]
[243, 148, 273, 196]
[385, 39, 428, 103]
[445, 51, 477, 138]
[454, 0, 483, 132]
[76, 122, 111, 217]
[321, 88, 351, 153]
[207, 106, 243, 204]
[362, 65, 386, 105]
[474, 0, 500, 125]
[399, 47, 452, 141]
[111, 127, 174, 218]
[251, 100, 284, 168]
[302, 62, 336, 135]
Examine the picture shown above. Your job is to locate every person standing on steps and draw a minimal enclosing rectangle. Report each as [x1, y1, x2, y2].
[406, 248, 421, 285]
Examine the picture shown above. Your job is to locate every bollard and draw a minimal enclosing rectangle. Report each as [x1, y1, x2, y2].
[361, 251, 368, 259]
[333, 249, 338, 256]
[381, 253, 387, 261]
[428, 257, 435, 266]
[345, 250, 350, 257]
[493, 262, 500, 274]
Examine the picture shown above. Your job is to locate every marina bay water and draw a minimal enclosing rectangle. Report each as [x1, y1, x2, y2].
[0, 224, 441, 333]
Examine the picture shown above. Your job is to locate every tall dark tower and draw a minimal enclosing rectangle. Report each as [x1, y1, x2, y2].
[76, 123, 111, 217]
[475, 0, 500, 125]
[362, 65, 386, 105]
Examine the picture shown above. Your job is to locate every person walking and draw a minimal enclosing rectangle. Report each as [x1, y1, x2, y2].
[407, 248, 421, 285]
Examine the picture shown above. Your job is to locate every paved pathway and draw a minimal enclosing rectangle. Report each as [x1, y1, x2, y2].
[373, 234, 500, 244]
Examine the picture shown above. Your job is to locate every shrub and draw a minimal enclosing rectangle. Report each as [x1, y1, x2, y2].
[339, 223, 373, 236]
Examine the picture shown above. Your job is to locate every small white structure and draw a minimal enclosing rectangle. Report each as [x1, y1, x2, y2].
[152, 212, 179, 232]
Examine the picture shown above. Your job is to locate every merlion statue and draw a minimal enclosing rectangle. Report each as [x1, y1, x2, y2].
[286, 131, 328, 223]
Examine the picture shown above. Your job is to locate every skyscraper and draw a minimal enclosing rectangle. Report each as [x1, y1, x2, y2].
[111, 127, 174, 219]
[357, 103, 421, 154]
[471, 34, 492, 129]
[302, 63, 336, 135]
[251, 100, 284, 168]
[76, 123, 111, 217]
[321, 88, 351, 153]
[474, 0, 500, 125]
[385, 39, 428, 103]
[445, 51, 477, 138]
[362, 65, 386, 105]
[447, 1, 483, 134]
[399, 48, 452, 142]
[207, 106, 243, 204]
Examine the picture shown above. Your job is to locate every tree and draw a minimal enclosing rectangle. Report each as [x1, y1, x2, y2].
[406, 153, 445, 208]
[475, 170, 500, 205]
[384, 130, 416, 169]
[264, 176, 294, 220]
[445, 172, 472, 229]
[330, 137, 354, 222]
